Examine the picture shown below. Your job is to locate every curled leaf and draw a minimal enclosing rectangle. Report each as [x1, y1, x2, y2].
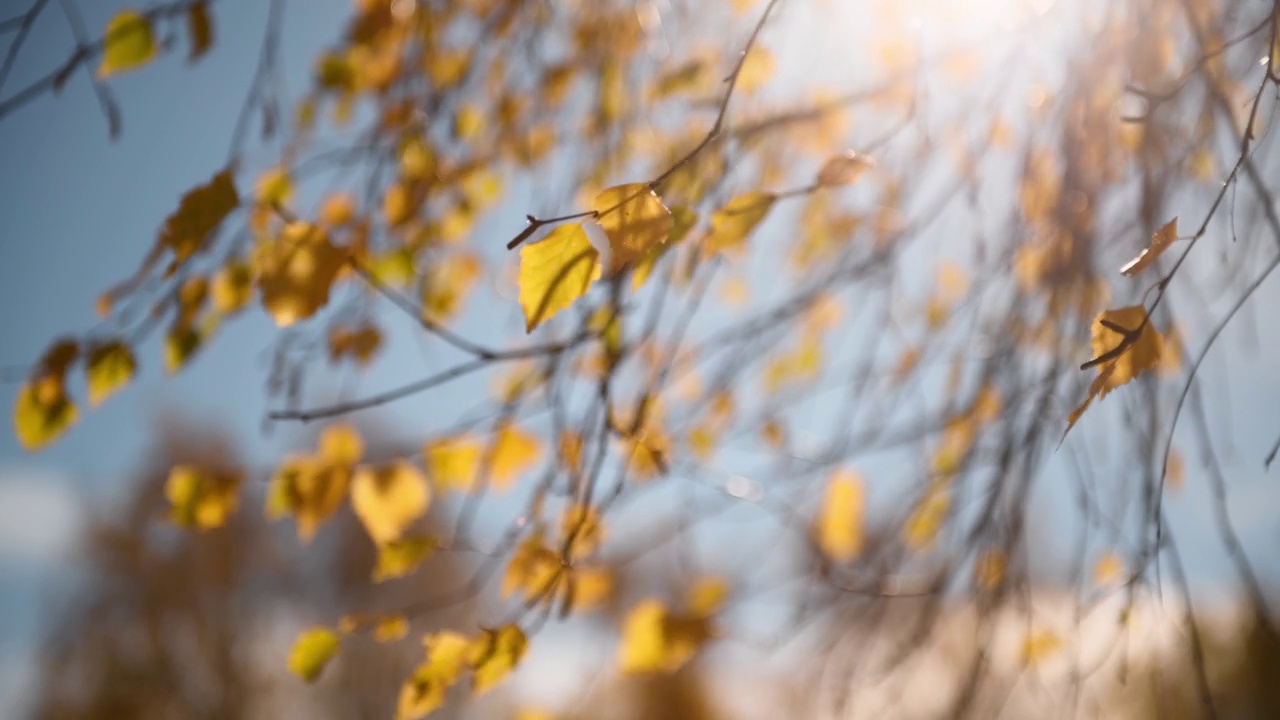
[1120, 218, 1178, 276]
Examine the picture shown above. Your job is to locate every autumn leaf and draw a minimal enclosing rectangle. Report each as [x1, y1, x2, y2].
[14, 340, 80, 452]
[1022, 630, 1062, 666]
[211, 260, 253, 314]
[256, 222, 347, 327]
[904, 489, 950, 550]
[289, 627, 340, 682]
[518, 223, 601, 331]
[351, 461, 431, 546]
[467, 625, 527, 694]
[1120, 217, 1178, 276]
[973, 550, 1007, 590]
[397, 632, 470, 720]
[618, 600, 714, 674]
[186, 2, 213, 62]
[373, 536, 437, 583]
[158, 169, 240, 271]
[705, 192, 776, 255]
[592, 184, 674, 271]
[165, 464, 241, 530]
[631, 206, 697, 291]
[816, 151, 875, 186]
[422, 253, 482, 325]
[502, 532, 561, 602]
[1093, 552, 1124, 585]
[736, 45, 774, 93]
[816, 469, 864, 562]
[97, 10, 157, 79]
[85, 341, 136, 406]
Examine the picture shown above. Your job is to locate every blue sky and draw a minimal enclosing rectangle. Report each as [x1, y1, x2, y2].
[1, 0, 1279, 713]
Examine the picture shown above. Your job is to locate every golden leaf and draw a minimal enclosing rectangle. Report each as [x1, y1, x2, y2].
[1022, 629, 1062, 666]
[327, 324, 382, 366]
[375, 616, 410, 643]
[618, 600, 713, 674]
[904, 489, 950, 550]
[265, 456, 351, 542]
[351, 461, 431, 546]
[13, 380, 78, 452]
[211, 260, 253, 314]
[256, 222, 347, 327]
[289, 627, 340, 682]
[1120, 218, 1178, 276]
[158, 169, 239, 270]
[84, 341, 135, 407]
[165, 464, 241, 529]
[491, 424, 542, 488]
[763, 332, 822, 391]
[396, 632, 470, 720]
[373, 536, 438, 583]
[467, 625, 527, 694]
[736, 46, 774, 93]
[816, 469, 864, 562]
[422, 253, 482, 325]
[592, 184, 674, 271]
[685, 577, 730, 616]
[97, 10, 157, 78]
[631, 206, 697, 291]
[502, 532, 561, 601]
[816, 151, 875, 186]
[424, 435, 483, 492]
[318, 423, 364, 466]
[1088, 306, 1163, 400]
[518, 223, 601, 331]
[705, 192, 776, 255]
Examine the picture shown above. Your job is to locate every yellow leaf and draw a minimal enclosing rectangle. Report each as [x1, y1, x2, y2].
[255, 167, 293, 206]
[1088, 306, 1163, 400]
[373, 536, 437, 583]
[562, 503, 604, 558]
[1093, 552, 1125, 585]
[816, 469, 864, 562]
[468, 625, 527, 694]
[13, 380, 78, 452]
[503, 532, 562, 602]
[186, 2, 213, 62]
[266, 456, 351, 542]
[686, 577, 729, 616]
[289, 627, 340, 682]
[518, 223, 601, 331]
[97, 10, 157, 78]
[904, 489, 950, 550]
[211, 260, 253, 314]
[319, 423, 364, 466]
[424, 435, 483, 492]
[1120, 218, 1178, 276]
[165, 464, 241, 529]
[327, 324, 382, 366]
[563, 566, 613, 613]
[763, 332, 821, 391]
[80, 341, 135, 407]
[491, 424, 542, 488]
[631, 206, 697, 291]
[1022, 630, 1062, 666]
[736, 46, 774, 93]
[319, 193, 356, 226]
[158, 169, 239, 270]
[816, 151, 875, 186]
[351, 461, 431, 546]
[256, 222, 347, 327]
[397, 632, 470, 720]
[593, 184, 674, 271]
[618, 600, 713, 674]
[163, 325, 204, 374]
[375, 616, 410, 643]
[422, 253, 482, 325]
[705, 192, 776, 255]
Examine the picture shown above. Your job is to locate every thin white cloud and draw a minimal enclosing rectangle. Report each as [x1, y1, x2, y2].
[0, 467, 82, 565]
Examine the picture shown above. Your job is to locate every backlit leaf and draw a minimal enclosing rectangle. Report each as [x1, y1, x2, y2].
[289, 627, 340, 682]
[705, 192, 776, 255]
[351, 460, 431, 546]
[518, 223, 601, 331]
[631, 206, 697, 291]
[1120, 218, 1178, 276]
[816, 151, 875, 186]
[85, 341, 136, 407]
[13, 379, 77, 452]
[592, 184, 674, 271]
[396, 632, 470, 720]
[468, 625, 527, 694]
[256, 222, 347, 327]
[165, 464, 241, 529]
[97, 10, 157, 78]
[158, 169, 239, 270]
[373, 536, 437, 583]
[816, 469, 864, 562]
[618, 600, 714, 674]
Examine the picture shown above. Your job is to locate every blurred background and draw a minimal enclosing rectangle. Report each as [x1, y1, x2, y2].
[1, 0, 1279, 717]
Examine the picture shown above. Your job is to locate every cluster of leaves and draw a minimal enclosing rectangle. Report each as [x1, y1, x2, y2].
[8, 0, 1280, 716]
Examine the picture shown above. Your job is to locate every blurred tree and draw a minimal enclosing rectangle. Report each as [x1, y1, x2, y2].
[6, 0, 1280, 717]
